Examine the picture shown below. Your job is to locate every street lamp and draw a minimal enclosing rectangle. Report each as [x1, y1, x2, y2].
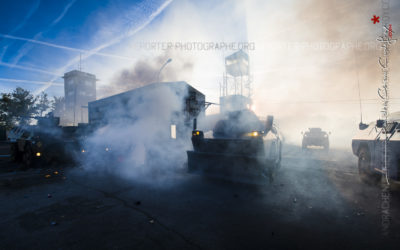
[157, 58, 172, 82]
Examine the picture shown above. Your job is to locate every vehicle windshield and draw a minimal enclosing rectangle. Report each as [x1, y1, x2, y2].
[306, 128, 327, 136]
[213, 110, 264, 138]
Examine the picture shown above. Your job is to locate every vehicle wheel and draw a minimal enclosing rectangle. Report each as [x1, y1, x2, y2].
[10, 143, 21, 162]
[358, 147, 381, 184]
[276, 142, 282, 169]
[324, 143, 329, 152]
[22, 145, 33, 169]
[301, 137, 308, 149]
[266, 164, 275, 183]
[269, 141, 281, 169]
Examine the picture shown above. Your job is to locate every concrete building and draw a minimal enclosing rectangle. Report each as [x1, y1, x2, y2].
[88, 81, 205, 139]
[63, 70, 97, 126]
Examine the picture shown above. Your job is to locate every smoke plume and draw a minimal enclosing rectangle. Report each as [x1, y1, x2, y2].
[107, 52, 194, 95]
[80, 82, 193, 185]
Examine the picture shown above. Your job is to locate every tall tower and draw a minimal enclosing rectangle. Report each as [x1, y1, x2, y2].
[63, 70, 96, 125]
[220, 50, 252, 113]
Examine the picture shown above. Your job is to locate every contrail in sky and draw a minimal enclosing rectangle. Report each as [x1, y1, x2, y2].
[0, 61, 60, 77]
[0, 78, 63, 86]
[10, 0, 78, 66]
[34, 0, 174, 94]
[0, 0, 41, 61]
[0, 33, 136, 61]
[51, 0, 77, 25]
[7, 0, 41, 35]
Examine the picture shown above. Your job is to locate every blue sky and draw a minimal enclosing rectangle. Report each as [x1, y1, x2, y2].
[0, 0, 249, 97]
[0, 0, 171, 96]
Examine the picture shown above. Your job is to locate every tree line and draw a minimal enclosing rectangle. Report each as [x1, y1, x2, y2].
[0, 87, 65, 129]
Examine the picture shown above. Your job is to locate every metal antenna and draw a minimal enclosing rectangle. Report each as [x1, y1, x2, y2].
[353, 48, 363, 124]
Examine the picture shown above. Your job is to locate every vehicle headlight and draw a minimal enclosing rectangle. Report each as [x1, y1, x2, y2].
[193, 130, 202, 136]
[36, 152, 41, 157]
[246, 131, 260, 137]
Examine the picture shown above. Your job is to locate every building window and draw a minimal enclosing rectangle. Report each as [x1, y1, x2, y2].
[171, 124, 176, 139]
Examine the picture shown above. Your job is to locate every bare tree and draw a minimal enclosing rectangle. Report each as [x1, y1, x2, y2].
[36, 92, 51, 117]
[51, 96, 65, 118]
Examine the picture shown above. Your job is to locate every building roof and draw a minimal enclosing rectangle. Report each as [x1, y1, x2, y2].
[63, 70, 97, 79]
[225, 50, 249, 62]
[89, 81, 204, 106]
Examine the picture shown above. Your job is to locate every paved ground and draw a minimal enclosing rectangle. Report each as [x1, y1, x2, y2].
[0, 144, 399, 249]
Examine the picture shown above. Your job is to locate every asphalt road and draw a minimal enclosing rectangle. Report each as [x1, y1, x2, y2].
[0, 146, 399, 249]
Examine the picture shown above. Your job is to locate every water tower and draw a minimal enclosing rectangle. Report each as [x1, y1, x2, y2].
[220, 50, 252, 114]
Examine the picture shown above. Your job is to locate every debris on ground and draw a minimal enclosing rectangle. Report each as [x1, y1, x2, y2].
[149, 219, 154, 224]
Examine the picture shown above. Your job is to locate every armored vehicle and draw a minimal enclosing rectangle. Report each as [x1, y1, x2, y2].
[8, 114, 85, 168]
[352, 112, 400, 184]
[187, 109, 282, 183]
[302, 128, 330, 151]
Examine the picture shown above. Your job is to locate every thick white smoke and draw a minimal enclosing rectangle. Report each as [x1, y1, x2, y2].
[80, 83, 193, 185]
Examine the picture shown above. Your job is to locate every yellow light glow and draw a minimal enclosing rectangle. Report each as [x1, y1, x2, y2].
[196, 131, 200, 135]
[246, 131, 260, 137]
[81, 149, 85, 153]
[36, 152, 41, 157]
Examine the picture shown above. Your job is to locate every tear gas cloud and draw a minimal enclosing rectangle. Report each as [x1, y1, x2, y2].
[102, 52, 194, 96]
[80, 83, 193, 185]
